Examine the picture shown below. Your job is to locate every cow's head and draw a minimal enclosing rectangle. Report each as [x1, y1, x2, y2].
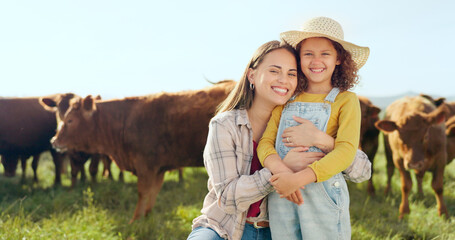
[40, 93, 77, 122]
[40, 93, 101, 122]
[51, 95, 98, 153]
[375, 104, 448, 171]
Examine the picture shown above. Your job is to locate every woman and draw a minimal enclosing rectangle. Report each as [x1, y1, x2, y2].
[187, 40, 339, 240]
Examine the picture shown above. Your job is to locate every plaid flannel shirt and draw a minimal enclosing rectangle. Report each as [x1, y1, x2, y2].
[191, 109, 274, 240]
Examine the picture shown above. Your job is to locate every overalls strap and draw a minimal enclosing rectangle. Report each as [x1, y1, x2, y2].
[324, 87, 340, 103]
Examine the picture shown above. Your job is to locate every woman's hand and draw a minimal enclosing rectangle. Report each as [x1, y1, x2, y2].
[285, 190, 304, 205]
[283, 147, 326, 172]
[270, 172, 303, 198]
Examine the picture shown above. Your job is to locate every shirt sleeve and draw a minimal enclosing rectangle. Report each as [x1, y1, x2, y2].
[203, 118, 274, 214]
[257, 105, 284, 166]
[308, 93, 361, 182]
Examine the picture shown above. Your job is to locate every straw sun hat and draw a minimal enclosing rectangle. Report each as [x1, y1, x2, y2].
[280, 17, 370, 69]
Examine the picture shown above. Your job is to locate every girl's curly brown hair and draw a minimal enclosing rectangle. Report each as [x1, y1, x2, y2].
[296, 38, 360, 93]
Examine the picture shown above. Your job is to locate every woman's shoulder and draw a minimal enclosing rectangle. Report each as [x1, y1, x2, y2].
[211, 109, 248, 126]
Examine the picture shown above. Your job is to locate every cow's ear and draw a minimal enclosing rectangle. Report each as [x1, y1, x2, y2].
[375, 120, 397, 133]
[39, 97, 58, 112]
[434, 97, 446, 107]
[370, 106, 381, 119]
[447, 124, 455, 137]
[70, 98, 81, 110]
[82, 95, 96, 111]
[427, 104, 449, 125]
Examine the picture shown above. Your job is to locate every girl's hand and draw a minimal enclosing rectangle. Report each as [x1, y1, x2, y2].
[282, 116, 335, 153]
[270, 172, 304, 197]
[283, 147, 325, 172]
[282, 116, 320, 147]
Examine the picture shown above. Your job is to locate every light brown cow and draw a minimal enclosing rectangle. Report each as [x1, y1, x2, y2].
[50, 80, 236, 222]
[375, 96, 449, 219]
[358, 96, 381, 195]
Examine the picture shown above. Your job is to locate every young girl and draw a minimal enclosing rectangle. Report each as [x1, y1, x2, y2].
[257, 17, 370, 239]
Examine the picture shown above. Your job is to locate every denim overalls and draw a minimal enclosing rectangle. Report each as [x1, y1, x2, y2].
[268, 88, 351, 240]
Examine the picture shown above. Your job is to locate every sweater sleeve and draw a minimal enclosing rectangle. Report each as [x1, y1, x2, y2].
[204, 118, 274, 214]
[308, 93, 361, 182]
[257, 105, 284, 166]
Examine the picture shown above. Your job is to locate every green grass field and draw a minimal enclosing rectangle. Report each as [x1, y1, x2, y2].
[1, 136, 455, 240]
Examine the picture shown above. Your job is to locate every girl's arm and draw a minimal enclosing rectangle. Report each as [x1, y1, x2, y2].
[258, 107, 331, 173]
[307, 93, 361, 182]
[204, 118, 274, 214]
[257, 106, 294, 174]
[271, 93, 362, 196]
[281, 116, 335, 153]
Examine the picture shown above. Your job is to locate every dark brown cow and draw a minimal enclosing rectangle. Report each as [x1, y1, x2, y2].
[358, 96, 381, 195]
[375, 96, 449, 219]
[0, 97, 63, 184]
[40, 93, 121, 187]
[50, 80, 236, 222]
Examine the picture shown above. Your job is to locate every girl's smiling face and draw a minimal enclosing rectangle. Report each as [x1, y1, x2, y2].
[299, 37, 340, 93]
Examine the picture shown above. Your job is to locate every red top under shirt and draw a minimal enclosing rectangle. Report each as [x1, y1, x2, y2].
[246, 141, 264, 217]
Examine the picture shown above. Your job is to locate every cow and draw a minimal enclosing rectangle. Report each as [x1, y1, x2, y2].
[418, 94, 455, 164]
[420, 94, 455, 116]
[0, 96, 64, 184]
[50, 80, 236, 222]
[375, 95, 449, 219]
[40, 93, 121, 187]
[446, 116, 455, 163]
[358, 96, 381, 195]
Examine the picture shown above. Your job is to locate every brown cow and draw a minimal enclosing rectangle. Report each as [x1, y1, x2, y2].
[358, 96, 381, 195]
[375, 96, 449, 219]
[418, 94, 455, 164]
[446, 116, 455, 163]
[0, 96, 64, 184]
[40, 93, 122, 187]
[50, 80, 236, 222]
[420, 94, 455, 116]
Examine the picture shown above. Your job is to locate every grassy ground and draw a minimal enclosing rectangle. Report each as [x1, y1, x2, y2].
[1, 136, 454, 240]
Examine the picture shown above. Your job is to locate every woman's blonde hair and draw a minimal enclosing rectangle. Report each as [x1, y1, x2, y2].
[216, 40, 299, 114]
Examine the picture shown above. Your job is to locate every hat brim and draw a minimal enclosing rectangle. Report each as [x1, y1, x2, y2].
[280, 31, 370, 69]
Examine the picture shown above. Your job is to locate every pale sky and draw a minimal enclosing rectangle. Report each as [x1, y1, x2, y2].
[1, 0, 454, 99]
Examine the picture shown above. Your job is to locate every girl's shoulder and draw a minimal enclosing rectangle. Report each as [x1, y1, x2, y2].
[336, 90, 359, 101]
[334, 91, 360, 109]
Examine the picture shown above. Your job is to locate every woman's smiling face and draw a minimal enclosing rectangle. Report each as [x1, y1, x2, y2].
[248, 48, 298, 108]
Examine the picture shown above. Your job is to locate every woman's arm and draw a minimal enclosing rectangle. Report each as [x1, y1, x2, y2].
[204, 118, 274, 214]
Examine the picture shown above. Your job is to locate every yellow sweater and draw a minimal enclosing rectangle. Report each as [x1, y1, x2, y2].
[257, 90, 361, 182]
